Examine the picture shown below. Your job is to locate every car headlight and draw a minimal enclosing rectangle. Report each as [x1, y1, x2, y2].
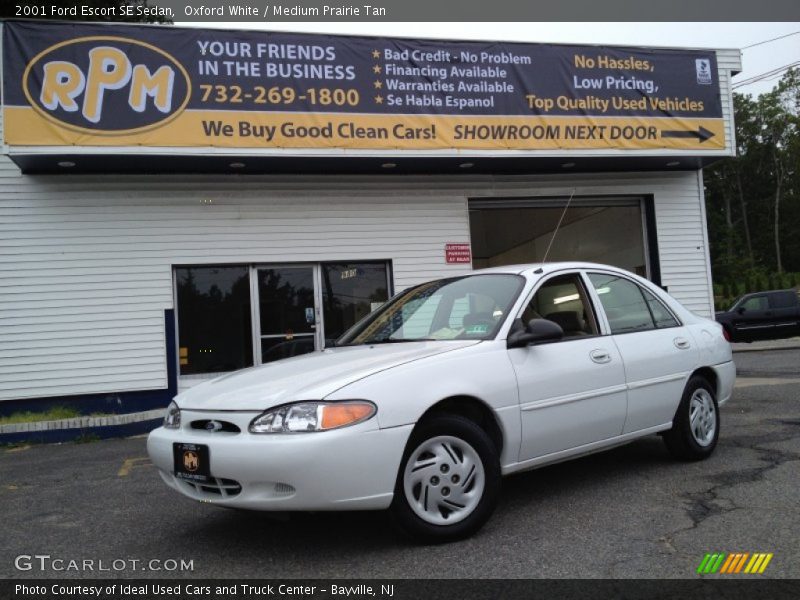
[249, 401, 376, 434]
[163, 400, 181, 429]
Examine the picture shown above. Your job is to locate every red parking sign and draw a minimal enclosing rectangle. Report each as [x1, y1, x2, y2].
[445, 243, 472, 264]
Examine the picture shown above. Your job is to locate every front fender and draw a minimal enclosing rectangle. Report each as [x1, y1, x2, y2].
[324, 341, 521, 468]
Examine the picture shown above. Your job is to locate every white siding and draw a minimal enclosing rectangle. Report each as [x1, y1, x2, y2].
[716, 48, 743, 156]
[0, 159, 474, 401]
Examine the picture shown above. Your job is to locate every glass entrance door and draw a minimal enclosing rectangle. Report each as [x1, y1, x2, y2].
[255, 266, 319, 364]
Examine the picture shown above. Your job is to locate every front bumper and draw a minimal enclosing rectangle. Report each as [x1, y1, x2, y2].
[147, 410, 413, 511]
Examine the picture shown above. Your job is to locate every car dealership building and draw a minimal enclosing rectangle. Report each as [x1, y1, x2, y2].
[0, 20, 740, 413]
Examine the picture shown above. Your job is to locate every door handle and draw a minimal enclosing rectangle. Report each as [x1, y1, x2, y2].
[674, 337, 691, 350]
[590, 349, 611, 364]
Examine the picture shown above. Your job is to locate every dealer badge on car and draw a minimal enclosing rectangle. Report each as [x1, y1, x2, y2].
[183, 451, 199, 472]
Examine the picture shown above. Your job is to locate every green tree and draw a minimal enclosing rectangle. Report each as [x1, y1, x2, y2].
[706, 68, 800, 283]
[758, 69, 800, 273]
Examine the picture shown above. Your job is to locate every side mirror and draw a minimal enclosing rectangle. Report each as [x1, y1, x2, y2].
[737, 306, 746, 315]
[507, 318, 564, 348]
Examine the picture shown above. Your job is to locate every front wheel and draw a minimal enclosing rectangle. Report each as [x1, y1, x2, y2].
[390, 415, 500, 543]
[663, 376, 720, 461]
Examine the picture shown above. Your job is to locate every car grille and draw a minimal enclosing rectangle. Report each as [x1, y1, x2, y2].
[189, 419, 241, 433]
[273, 483, 295, 497]
[178, 477, 242, 498]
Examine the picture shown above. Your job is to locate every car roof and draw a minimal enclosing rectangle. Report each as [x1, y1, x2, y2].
[471, 262, 631, 277]
[743, 289, 797, 295]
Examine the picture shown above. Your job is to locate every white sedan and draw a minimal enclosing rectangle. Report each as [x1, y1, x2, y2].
[148, 262, 735, 542]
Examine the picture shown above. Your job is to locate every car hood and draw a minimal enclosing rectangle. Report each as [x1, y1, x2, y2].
[175, 341, 481, 411]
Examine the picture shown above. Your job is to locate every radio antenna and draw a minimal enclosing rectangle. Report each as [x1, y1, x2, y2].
[541, 188, 576, 265]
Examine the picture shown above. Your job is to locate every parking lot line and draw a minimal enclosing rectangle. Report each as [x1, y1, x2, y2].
[4, 445, 31, 453]
[735, 377, 800, 388]
[117, 456, 152, 477]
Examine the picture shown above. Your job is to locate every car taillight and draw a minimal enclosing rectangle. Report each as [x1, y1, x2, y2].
[722, 328, 731, 342]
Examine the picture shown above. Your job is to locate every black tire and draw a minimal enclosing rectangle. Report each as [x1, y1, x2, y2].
[663, 375, 720, 461]
[390, 414, 501, 543]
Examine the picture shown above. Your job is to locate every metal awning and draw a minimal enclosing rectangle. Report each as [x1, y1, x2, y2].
[7, 152, 718, 175]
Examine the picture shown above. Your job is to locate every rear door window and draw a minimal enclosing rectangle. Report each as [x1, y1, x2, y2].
[640, 287, 679, 328]
[768, 291, 797, 309]
[588, 273, 655, 334]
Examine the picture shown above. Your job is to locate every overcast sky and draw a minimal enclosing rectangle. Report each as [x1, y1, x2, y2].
[194, 22, 800, 97]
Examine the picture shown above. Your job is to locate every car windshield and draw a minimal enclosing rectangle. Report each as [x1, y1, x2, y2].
[336, 274, 524, 345]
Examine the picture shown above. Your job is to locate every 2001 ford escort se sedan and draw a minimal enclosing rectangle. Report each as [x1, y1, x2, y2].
[148, 262, 735, 541]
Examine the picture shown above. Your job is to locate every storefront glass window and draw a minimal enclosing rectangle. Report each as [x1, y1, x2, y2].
[322, 262, 390, 344]
[176, 262, 391, 373]
[175, 266, 253, 375]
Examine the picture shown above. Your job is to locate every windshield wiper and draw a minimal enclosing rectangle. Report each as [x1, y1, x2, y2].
[368, 338, 437, 344]
[336, 338, 438, 347]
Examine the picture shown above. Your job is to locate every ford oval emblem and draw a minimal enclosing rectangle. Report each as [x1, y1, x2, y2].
[205, 420, 223, 432]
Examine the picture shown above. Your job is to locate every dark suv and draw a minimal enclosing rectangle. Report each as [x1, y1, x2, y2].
[715, 289, 800, 342]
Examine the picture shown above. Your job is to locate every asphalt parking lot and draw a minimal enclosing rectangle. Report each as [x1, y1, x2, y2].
[1, 349, 798, 579]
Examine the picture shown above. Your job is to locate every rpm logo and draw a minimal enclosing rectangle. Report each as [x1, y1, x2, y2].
[22, 36, 191, 135]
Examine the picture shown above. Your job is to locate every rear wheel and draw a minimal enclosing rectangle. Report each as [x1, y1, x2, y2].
[663, 376, 719, 460]
[390, 415, 500, 543]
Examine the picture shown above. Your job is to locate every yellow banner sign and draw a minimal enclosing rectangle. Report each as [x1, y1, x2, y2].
[3, 21, 728, 153]
[5, 107, 726, 151]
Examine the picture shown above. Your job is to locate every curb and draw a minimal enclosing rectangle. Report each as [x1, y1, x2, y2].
[732, 343, 800, 354]
[0, 409, 163, 445]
